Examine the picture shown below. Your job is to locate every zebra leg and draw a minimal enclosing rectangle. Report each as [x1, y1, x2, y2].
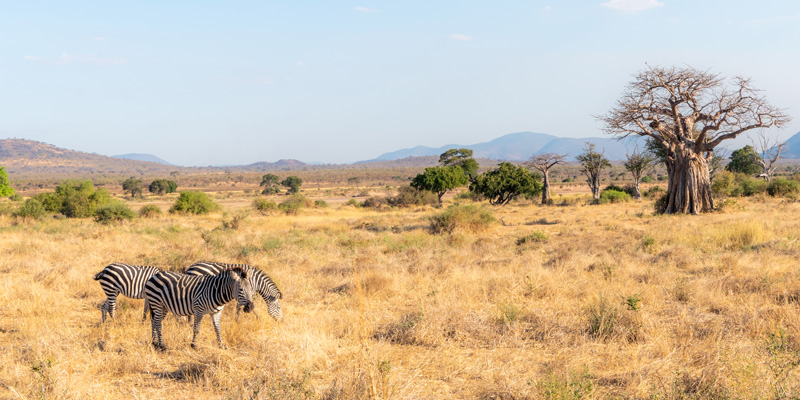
[191, 311, 204, 349]
[151, 306, 166, 351]
[102, 292, 118, 323]
[142, 298, 149, 322]
[211, 311, 225, 349]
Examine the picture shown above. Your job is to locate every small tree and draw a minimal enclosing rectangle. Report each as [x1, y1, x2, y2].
[623, 146, 655, 199]
[576, 143, 611, 201]
[469, 162, 542, 205]
[260, 174, 281, 194]
[751, 130, 786, 182]
[410, 166, 468, 204]
[439, 148, 479, 182]
[281, 176, 303, 194]
[148, 179, 178, 195]
[726, 145, 762, 175]
[0, 166, 15, 197]
[527, 153, 566, 204]
[122, 177, 143, 199]
[170, 191, 219, 214]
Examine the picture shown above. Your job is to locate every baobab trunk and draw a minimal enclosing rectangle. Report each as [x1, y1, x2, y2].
[541, 173, 552, 205]
[664, 147, 713, 214]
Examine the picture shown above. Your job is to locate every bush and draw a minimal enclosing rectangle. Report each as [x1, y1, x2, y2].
[278, 194, 312, 215]
[139, 204, 162, 218]
[599, 189, 631, 204]
[711, 170, 737, 198]
[13, 199, 46, 219]
[641, 176, 653, 183]
[361, 196, 388, 208]
[767, 178, 800, 197]
[169, 191, 219, 214]
[345, 199, 361, 207]
[94, 202, 135, 224]
[429, 204, 495, 234]
[314, 200, 329, 208]
[389, 186, 439, 207]
[517, 231, 548, 245]
[9, 193, 22, 202]
[643, 186, 665, 198]
[654, 193, 669, 214]
[253, 198, 277, 211]
[735, 177, 768, 197]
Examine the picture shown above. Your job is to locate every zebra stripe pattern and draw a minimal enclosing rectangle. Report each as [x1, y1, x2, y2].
[144, 267, 254, 350]
[93, 263, 161, 323]
[186, 261, 283, 321]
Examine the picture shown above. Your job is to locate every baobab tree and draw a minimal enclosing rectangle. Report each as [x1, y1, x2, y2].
[527, 153, 566, 204]
[601, 65, 790, 214]
[623, 146, 655, 199]
[576, 143, 610, 201]
[751, 130, 786, 182]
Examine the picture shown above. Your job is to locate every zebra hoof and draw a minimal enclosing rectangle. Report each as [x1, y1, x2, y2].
[190, 343, 197, 350]
[153, 344, 166, 352]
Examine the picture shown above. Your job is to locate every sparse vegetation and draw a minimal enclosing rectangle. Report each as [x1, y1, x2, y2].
[138, 204, 162, 218]
[94, 202, 135, 224]
[429, 203, 495, 234]
[169, 191, 220, 214]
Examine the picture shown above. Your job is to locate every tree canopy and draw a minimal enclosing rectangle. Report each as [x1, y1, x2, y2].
[726, 145, 762, 175]
[122, 177, 143, 198]
[281, 176, 303, 194]
[410, 165, 468, 204]
[439, 148, 479, 180]
[0, 166, 15, 197]
[260, 174, 281, 194]
[469, 162, 541, 205]
[149, 179, 178, 195]
[576, 143, 611, 201]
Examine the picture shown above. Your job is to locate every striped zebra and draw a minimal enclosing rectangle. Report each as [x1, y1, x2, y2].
[145, 267, 254, 350]
[186, 261, 283, 321]
[93, 263, 161, 323]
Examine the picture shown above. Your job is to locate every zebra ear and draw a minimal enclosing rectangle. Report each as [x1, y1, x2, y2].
[237, 268, 249, 280]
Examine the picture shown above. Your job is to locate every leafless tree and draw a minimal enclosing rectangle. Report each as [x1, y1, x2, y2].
[600, 65, 790, 214]
[527, 153, 566, 204]
[751, 130, 786, 182]
[623, 146, 655, 199]
[576, 143, 610, 201]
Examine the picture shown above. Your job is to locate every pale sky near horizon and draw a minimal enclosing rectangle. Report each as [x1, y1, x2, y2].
[2, 1, 799, 166]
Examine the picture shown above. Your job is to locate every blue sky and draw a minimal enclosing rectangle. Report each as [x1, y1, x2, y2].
[2, 1, 799, 166]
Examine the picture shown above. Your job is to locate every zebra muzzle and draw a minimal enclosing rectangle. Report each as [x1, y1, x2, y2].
[243, 302, 254, 313]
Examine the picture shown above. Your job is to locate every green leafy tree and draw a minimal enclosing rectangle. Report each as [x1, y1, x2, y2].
[439, 148, 479, 182]
[169, 191, 219, 214]
[410, 166, 469, 204]
[148, 179, 178, 195]
[122, 177, 143, 198]
[469, 162, 542, 205]
[726, 145, 762, 175]
[281, 176, 303, 194]
[576, 143, 611, 201]
[260, 174, 281, 194]
[623, 146, 655, 199]
[0, 166, 16, 197]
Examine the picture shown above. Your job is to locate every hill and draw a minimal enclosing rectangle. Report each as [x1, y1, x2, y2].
[112, 153, 173, 165]
[780, 131, 800, 159]
[0, 139, 184, 177]
[370, 131, 645, 162]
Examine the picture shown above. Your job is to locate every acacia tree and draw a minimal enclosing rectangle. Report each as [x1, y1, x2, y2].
[469, 162, 542, 205]
[260, 174, 281, 194]
[439, 148, 479, 182]
[281, 176, 302, 194]
[601, 65, 790, 214]
[410, 165, 468, 204]
[527, 153, 566, 204]
[576, 143, 610, 201]
[0, 166, 15, 197]
[751, 130, 786, 182]
[623, 146, 655, 199]
[122, 177, 143, 199]
[725, 145, 762, 175]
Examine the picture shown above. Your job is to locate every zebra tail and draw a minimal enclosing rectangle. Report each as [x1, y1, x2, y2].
[93, 271, 105, 280]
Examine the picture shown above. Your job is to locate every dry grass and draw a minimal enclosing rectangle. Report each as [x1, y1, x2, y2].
[2, 195, 800, 399]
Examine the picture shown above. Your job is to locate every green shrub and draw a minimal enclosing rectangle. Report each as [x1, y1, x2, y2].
[9, 193, 22, 202]
[767, 178, 800, 197]
[138, 204, 162, 218]
[517, 231, 549, 245]
[253, 198, 277, 211]
[345, 198, 361, 207]
[711, 170, 737, 198]
[94, 202, 135, 224]
[361, 196, 387, 208]
[599, 189, 631, 204]
[169, 191, 220, 214]
[537, 368, 595, 400]
[314, 199, 329, 208]
[587, 297, 618, 340]
[13, 199, 47, 219]
[562, 177, 574, 183]
[735, 177, 768, 196]
[389, 186, 439, 207]
[278, 194, 311, 215]
[641, 176, 653, 183]
[429, 204, 495, 234]
[654, 193, 669, 214]
[643, 186, 665, 198]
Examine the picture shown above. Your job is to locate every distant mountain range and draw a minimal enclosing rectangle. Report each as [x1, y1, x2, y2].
[369, 131, 646, 162]
[781, 132, 800, 159]
[112, 153, 173, 165]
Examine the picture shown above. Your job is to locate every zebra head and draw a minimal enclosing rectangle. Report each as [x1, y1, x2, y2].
[229, 267, 256, 313]
[266, 295, 282, 321]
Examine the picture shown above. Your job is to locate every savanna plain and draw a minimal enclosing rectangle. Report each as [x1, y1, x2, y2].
[2, 183, 800, 399]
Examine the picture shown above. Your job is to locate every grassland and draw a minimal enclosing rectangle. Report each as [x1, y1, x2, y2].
[1, 190, 800, 399]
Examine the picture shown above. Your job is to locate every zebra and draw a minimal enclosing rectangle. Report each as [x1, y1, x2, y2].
[185, 261, 283, 321]
[144, 267, 254, 350]
[93, 263, 161, 323]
